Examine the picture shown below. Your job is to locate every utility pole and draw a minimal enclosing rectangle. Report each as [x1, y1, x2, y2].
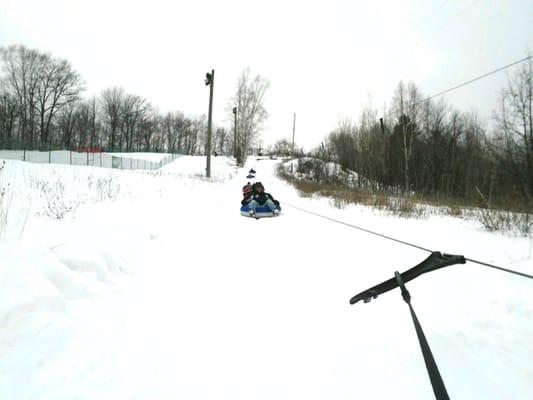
[291, 112, 296, 156]
[232, 106, 237, 159]
[205, 69, 214, 178]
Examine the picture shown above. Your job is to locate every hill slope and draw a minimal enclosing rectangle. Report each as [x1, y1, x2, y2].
[0, 155, 532, 399]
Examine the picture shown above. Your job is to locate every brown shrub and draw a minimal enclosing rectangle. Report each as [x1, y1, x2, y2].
[277, 162, 532, 233]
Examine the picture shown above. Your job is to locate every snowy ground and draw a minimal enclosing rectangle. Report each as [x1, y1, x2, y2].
[0, 155, 532, 399]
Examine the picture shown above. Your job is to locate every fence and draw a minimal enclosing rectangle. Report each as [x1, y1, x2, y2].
[0, 150, 181, 170]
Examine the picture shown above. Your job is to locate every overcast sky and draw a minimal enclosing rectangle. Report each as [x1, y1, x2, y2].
[1, 0, 532, 149]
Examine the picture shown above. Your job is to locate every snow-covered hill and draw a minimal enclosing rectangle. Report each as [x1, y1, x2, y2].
[0, 155, 532, 399]
[282, 157, 364, 187]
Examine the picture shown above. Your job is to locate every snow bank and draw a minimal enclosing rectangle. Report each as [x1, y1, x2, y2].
[282, 157, 369, 187]
[0, 241, 123, 313]
[106, 152, 173, 162]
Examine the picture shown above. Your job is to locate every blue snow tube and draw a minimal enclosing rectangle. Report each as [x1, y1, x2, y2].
[240, 204, 281, 218]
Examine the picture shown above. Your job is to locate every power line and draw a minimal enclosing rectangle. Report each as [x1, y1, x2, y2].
[416, 55, 532, 106]
[285, 202, 533, 281]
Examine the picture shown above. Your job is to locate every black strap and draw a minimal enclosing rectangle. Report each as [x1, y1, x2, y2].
[395, 272, 450, 400]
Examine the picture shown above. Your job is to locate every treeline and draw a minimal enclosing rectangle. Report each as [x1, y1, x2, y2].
[312, 59, 532, 210]
[0, 45, 233, 154]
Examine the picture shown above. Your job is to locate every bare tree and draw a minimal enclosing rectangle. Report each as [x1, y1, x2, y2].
[0, 45, 231, 156]
[419, 98, 449, 195]
[138, 106, 157, 151]
[56, 100, 77, 148]
[231, 68, 269, 163]
[162, 111, 189, 153]
[73, 100, 91, 147]
[271, 138, 293, 156]
[119, 94, 148, 151]
[0, 90, 18, 147]
[89, 97, 98, 150]
[328, 118, 358, 170]
[0, 46, 84, 149]
[100, 87, 125, 151]
[392, 81, 422, 191]
[190, 115, 207, 155]
[35, 52, 84, 146]
[214, 126, 229, 155]
[0, 45, 41, 147]
[148, 113, 165, 152]
[492, 59, 533, 200]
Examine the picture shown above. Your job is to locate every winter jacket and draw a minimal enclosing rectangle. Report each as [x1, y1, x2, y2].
[241, 193, 253, 206]
[252, 192, 279, 206]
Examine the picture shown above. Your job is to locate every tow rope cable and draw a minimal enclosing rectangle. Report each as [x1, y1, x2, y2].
[285, 202, 532, 400]
[284, 202, 533, 280]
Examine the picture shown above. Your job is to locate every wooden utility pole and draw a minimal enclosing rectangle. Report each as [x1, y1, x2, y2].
[205, 69, 214, 178]
[291, 112, 296, 156]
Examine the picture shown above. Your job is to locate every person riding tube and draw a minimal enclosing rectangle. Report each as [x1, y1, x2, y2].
[248, 182, 280, 216]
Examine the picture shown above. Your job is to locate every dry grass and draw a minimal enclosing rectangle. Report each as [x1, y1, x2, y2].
[277, 165, 424, 218]
[277, 163, 532, 235]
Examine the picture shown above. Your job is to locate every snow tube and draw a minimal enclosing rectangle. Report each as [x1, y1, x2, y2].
[240, 204, 281, 218]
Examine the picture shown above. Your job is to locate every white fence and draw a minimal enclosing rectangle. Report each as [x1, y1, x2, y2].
[0, 150, 181, 170]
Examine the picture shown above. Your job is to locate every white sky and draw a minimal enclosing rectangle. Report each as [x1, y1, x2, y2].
[1, 0, 532, 149]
